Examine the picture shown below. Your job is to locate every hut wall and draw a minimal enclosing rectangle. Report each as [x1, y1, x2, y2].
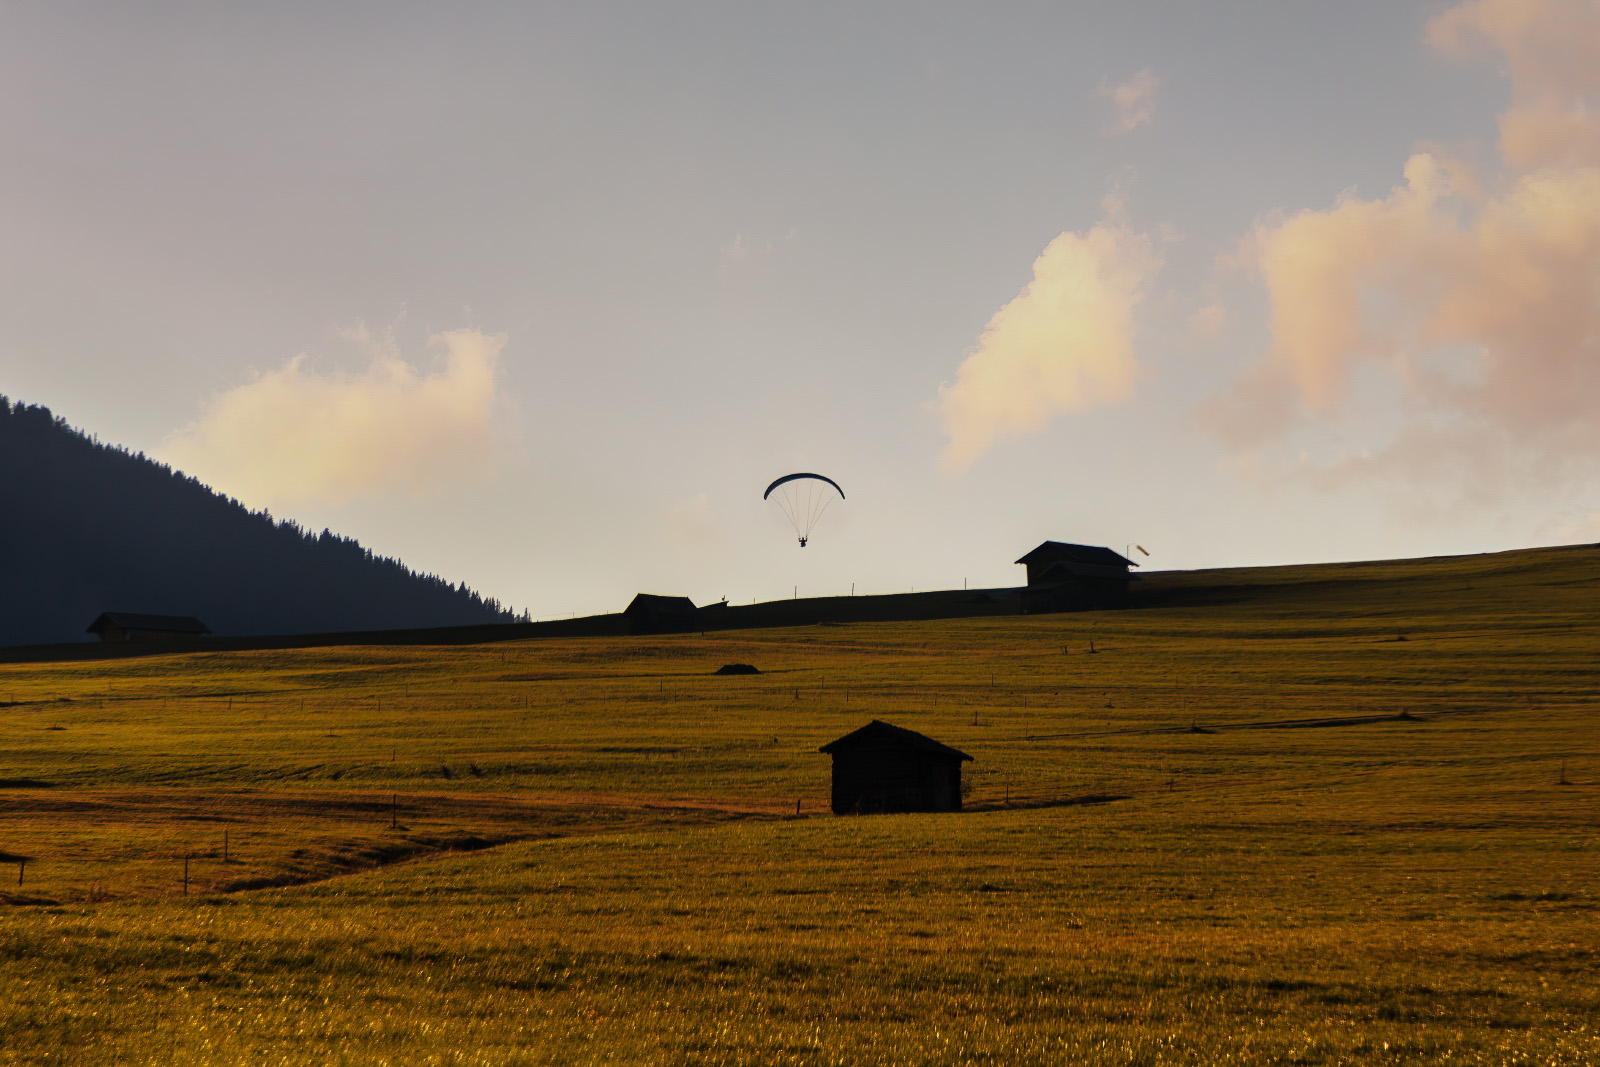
[625, 610, 698, 635]
[95, 625, 188, 642]
[1023, 577, 1129, 614]
[127, 627, 193, 642]
[830, 744, 962, 814]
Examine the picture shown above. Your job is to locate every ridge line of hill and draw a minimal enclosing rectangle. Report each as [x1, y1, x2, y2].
[6, 541, 1595, 664]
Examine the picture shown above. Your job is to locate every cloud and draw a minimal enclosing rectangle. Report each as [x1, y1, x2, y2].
[1427, 0, 1600, 170]
[716, 228, 799, 279]
[1097, 69, 1161, 134]
[718, 233, 764, 271]
[1187, 303, 1231, 340]
[661, 493, 722, 549]
[937, 200, 1162, 474]
[1205, 0, 1600, 495]
[1543, 505, 1600, 544]
[162, 327, 506, 507]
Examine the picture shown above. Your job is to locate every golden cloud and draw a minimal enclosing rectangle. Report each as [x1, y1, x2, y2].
[162, 327, 506, 507]
[1207, 0, 1600, 474]
[937, 202, 1161, 474]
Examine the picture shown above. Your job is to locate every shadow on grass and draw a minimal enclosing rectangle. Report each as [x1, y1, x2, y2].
[966, 792, 1130, 813]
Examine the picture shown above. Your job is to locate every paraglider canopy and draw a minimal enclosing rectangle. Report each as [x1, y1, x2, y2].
[763, 473, 844, 547]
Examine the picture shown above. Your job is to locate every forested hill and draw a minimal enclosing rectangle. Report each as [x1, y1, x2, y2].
[0, 396, 520, 646]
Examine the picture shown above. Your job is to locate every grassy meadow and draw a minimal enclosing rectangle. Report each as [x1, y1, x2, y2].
[2, 545, 1598, 1064]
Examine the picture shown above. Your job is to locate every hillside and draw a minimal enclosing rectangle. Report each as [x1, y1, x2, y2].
[0, 395, 518, 646]
[0, 541, 1595, 1063]
[9, 537, 1597, 665]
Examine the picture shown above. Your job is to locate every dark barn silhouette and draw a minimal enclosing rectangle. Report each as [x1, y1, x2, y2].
[819, 719, 972, 814]
[623, 594, 700, 635]
[86, 612, 210, 643]
[1015, 541, 1138, 612]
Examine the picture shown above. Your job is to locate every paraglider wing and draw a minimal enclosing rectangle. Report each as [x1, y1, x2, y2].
[762, 473, 845, 546]
[763, 472, 845, 500]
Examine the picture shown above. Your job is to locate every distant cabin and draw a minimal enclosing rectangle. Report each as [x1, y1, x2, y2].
[819, 719, 972, 814]
[86, 612, 210, 643]
[623, 594, 700, 635]
[1015, 541, 1138, 613]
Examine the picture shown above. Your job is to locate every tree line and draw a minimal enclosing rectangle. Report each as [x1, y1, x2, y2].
[0, 395, 522, 646]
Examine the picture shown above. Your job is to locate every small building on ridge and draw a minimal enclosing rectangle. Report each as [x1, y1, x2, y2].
[819, 719, 972, 814]
[623, 594, 701, 635]
[1015, 541, 1138, 613]
[85, 612, 211, 643]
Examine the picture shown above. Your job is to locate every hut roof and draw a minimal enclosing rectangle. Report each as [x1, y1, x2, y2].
[623, 593, 698, 616]
[1015, 541, 1137, 569]
[85, 612, 210, 635]
[818, 719, 972, 762]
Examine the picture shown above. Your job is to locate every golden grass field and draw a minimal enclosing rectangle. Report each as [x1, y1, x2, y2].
[2, 546, 1597, 1065]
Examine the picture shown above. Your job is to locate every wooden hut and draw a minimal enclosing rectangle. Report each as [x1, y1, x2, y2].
[622, 594, 700, 635]
[818, 719, 971, 814]
[1015, 541, 1138, 612]
[85, 612, 210, 643]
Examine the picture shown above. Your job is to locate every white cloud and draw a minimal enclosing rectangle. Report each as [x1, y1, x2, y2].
[937, 200, 1162, 474]
[1097, 69, 1161, 134]
[661, 492, 722, 549]
[162, 326, 506, 507]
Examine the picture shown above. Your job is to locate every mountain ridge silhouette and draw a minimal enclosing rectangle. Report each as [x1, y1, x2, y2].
[0, 395, 519, 646]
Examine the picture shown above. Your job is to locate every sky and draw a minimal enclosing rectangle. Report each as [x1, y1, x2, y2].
[4, 1, 1599, 619]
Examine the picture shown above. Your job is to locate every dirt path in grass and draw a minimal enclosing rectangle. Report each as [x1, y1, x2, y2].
[0, 785, 807, 905]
